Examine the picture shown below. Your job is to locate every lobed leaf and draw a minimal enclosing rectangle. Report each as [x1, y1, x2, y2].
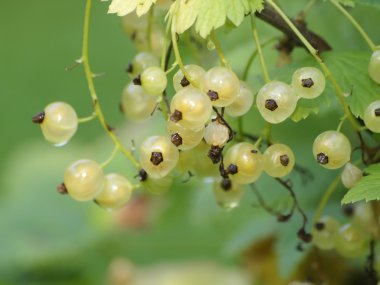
[107, 0, 157, 17]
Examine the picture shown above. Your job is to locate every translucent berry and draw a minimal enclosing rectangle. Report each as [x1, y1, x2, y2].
[139, 136, 179, 179]
[312, 216, 340, 250]
[341, 162, 362, 189]
[263, 144, 295, 177]
[173, 65, 206, 92]
[369, 50, 380, 84]
[204, 119, 230, 147]
[120, 83, 157, 121]
[334, 223, 369, 258]
[213, 178, 245, 210]
[291, 67, 326, 99]
[224, 142, 263, 184]
[95, 173, 133, 211]
[129, 52, 159, 77]
[33, 102, 78, 146]
[64, 159, 105, 202]
[140, 66, 167, 95]
[201, 66, 240, 107]
[167, 120, 205, 150]
[141, 175, 173, 195]
[225, 81, 254, 117]
[312, 131, 351, 169]
[363, 100, 380, 133]
[256, 81, 298, 124]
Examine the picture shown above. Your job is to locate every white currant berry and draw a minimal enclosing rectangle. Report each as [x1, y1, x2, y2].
[192, 141, 219, 179]
[341, 163, 362, 189]
[224, 142, 263, 184]
[129, 52, 159, 77]
[201, 66, 240, 107]
[140, 66, 167, 95]
[369, 50, 380, 84]
[363, 100, 380, 133]
[291, 67, 326, 99]
[312, 130, 351, 169]
[139, 136, 179, 179]
[120, 83, 157, 121]
[173, 65, 206, 92]
[204, 119, 230, 147]
[213, 178, 245, 210]
[312, 216, 340, 250]
[256, 81, 298, 124]
[64, 159, 105, 202]
[167, 120, 205, 150]
[170, 87, 212, 130]
[33, 102, 78, 146]
[263, 144, 295, 177]
[95, 173, 133, 211]
[225, 81, 254, 117]
[333, 223, 369, 258]
[141, 173, 173, 195]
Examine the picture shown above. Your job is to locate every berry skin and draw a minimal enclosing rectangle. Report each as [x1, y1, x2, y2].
[95, 173, 133, 211]
[201, 66, 240, 107]
[142, 175, 173, 195]
[173, 64, 206, 92]
[341, 162, 362, 189]
[120, 83, 157, 121]
[291, 67, 326, 99]
[312, 130, 351, 169]
[170, 87, 212, 130]
[213, 178, 245, 210]
[263, 144, 295, 177]
[312, 216, 340, 250]
[34, 102, 78, 146]
[139, 136, 179, 179]
[369, 50, 380, 84]
[64, 159, 105, 202]
[224, 142, 263, 184]
[363, 100, 380, 133]
[333, 223, 369, 258]
[140, 66, 167, 95]
[203, 119, 230, 147]
[167, 120, 205, 150]
[129, 52, 159, 77]
[256, 81, 298, 124]
[225, 81, 254, 117]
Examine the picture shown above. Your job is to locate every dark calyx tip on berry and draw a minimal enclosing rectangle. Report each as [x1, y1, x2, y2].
[301, 77, 314, 88]
[180, 76, 190, 87]
[343, 204, 355, 217]
[208, 145, 223, 164]
[374, 108, 380, 117]
[315, 222, 325, 231]
[133, 74, 142, 85]
[138, 169, 148, 181]
[221, 178, 232, 191]
[251, 149, 258, 154]
[150, 152, 164, 166]
[56, 183, 68, 195]
[170, 109, 183, 122]
[280, 154, 290, 166]
[316, 153, 329, 165]
[126, 63, 133, 73]
[207, 90, 219, 101]
[297, 228, 313, 243]
[227, 164, 238, 175]
[171, 133, 183, 147]
[265, 99, 278, 111]
[32, 112, 45, 124]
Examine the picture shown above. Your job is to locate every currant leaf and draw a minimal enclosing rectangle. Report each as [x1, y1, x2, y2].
[107, 0, 157, 17]
[170, 0, 264, 38]
[338, 0, 356, 7]
[357, 0, 380, 9]
[342, 163, 380, 204]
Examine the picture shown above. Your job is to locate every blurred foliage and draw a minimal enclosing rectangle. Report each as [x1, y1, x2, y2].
[1, 0, 380, 285]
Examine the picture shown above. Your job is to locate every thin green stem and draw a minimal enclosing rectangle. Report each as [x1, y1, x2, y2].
[266, 0, 361, 132]
[329, 0, 376, 51]
[210, 31, 230, 68]
[78, 112, 97, 123]
[299, 0, 318, 19]
[82, 0, 139, 168]
[147, 6, 154, 51]
[336, 115, 347, 132]
[250, 16, 270, 83]
[101, 145, 119, 168]
[254, 137, 263, 148]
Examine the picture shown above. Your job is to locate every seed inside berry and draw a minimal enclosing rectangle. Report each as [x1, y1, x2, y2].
[32, 112, 45, 124]
[171, 133, 183, 146]
[150, 152, 164, 165]
[301, 78, 314, 88]
[265, 99, 278, 111]
[317, 153, 329, 165]
[207, 90, 219, 101]
[280, 154, 289, 166]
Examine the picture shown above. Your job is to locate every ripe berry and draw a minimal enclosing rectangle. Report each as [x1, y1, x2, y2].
[263, 143, 295, 177]
[204, 119, 230, 147]
[225, 81, 254, 117]
[213, 178, 245, 210]
[334, 223, 369, 258]
[140, 66, 167, 95]
[363, 100, 380, 133]
[291, 67, 326, 99]
[312, 216, 340, 250]
[341, 162, 362, 189]
[173, 65, 206, 91]
[167, 120, 205, 150]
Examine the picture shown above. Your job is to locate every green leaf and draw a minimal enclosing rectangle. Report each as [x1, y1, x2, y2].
[171, 0, 264, 38]
[338, 0, 356, 7]
[342, 163, 380, 204]
[107, 0, 157, 17]
[357, 0, 380, 9]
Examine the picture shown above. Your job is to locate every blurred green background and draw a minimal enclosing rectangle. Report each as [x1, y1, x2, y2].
[1, 1, 380, 284]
